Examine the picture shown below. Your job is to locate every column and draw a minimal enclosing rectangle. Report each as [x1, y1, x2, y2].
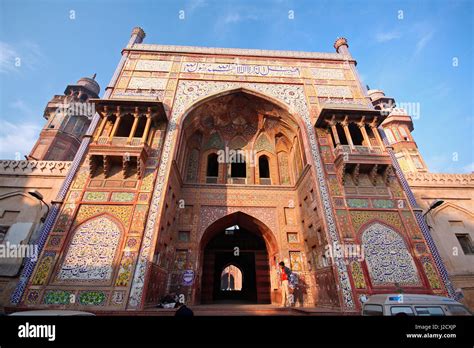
[371, 124, 386, 151]
[359, 123, 372, 149]
[330, 123, 341, 146]
[341, 119, 354, 149]
[94, 114, 108, 141]
[141, 108, 152, 144]
[108, 106, 122, 143]
[127, 107, 140, 144]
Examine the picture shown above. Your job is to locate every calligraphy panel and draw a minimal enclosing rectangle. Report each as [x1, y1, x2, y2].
[361, 223, 420, 286]
[58, 215, 122, 281]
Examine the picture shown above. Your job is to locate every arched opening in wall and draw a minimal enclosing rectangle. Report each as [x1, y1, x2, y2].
[115, 114, 134, 137]
[176, 90, 305, 186]
[258, 155, 270, 184]
[206, 153, 219, 182]
[336, 123, 348, 145]
[220, 264, 243, 291]
[231, 151, 246, 183]
[348, 122, 364, 146]
[200, 212, 277, 304]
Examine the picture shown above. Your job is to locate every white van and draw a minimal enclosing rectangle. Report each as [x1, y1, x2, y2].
[361, 294, 472, 316]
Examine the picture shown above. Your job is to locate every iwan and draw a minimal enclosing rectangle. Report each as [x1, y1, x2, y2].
[18, 322, 56, 341]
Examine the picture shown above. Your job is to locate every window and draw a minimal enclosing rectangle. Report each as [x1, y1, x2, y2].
[390, 306, 415, 316]
[206, 153, 219, 177]
[385, 129, 395, 144]
[178, 231, 190, 242]
[363, 304, 384, 316]
[399, 126, 410, 141]
[447, 305, 471, 316]
[231, 152, 246, 178]
[414, 306, 445, 316]
[456, 234, 473, 255]
[258, 155, 270, 178]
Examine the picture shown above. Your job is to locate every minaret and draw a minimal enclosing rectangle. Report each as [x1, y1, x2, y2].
[28, 75, 101, 161]
[368, 89, 428, 173]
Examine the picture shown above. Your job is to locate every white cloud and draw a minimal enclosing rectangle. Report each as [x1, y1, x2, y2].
[186, 0, 208, 14]
[0, 41, 44, 74]
[0, 119, 41, 160]
[414, 30, 434, 56]
[375, 31, 401, 43]
[222, 12, 259, 24]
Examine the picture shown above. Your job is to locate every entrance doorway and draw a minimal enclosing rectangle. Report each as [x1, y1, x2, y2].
[200, 213, 274, 304]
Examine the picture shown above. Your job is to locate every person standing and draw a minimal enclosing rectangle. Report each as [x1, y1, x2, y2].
[279, 261, 292, 307]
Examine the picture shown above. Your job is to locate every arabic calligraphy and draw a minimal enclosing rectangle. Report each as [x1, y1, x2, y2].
[58, 216, 121, 281]
[182, 62, 300, 77]
[362, 223, 420, 285]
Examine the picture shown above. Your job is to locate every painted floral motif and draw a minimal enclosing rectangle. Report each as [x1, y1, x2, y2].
[361, 223, 420, 286]
[83, 191, 108, 202]
[347, 198, 369, 208]
[31, 252, 55, 285]
[25, 290, 40, 305]
[350, 261, 366, 289]
[79, 291, 107, 305]
[115, 252, 135, 287]
[372, 199, 395, 209]
[44, 290, 72, 305]
[110, 192, 135, 202]
[58, 216, 122, 281]
[421, 256, 441, 290]
[350, 211, 403, 232]
[74, 205, 132, 228]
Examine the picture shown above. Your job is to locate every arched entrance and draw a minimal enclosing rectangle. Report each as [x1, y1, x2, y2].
[199, 212, 277, 304]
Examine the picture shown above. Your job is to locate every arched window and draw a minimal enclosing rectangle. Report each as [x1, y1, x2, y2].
[206, 153, 219, 177]
[231, 151, 246, 178]
[258, 155, 270, 178]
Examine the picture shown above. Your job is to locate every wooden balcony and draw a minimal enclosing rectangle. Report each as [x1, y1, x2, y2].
[88, 136, 150, 178]
[333, 144, 393, 186]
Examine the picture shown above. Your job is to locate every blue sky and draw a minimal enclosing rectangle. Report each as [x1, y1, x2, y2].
[0, 0, 472, 173]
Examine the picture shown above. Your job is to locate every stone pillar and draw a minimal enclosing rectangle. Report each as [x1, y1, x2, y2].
[330, 122, 341, 146]
[127, 108, 140, 144]
[141, 112, 152, 144]
[341, 120, 354, 149]
[371, 124, 386, 151]
[95, 115, 108, 141]
[109, 107, 122, 142]
[359, 123, 372, 149]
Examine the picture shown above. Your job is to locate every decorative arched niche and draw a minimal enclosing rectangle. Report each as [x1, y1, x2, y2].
[361, 222, 420, 286]
[58, 214, 123, 281]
